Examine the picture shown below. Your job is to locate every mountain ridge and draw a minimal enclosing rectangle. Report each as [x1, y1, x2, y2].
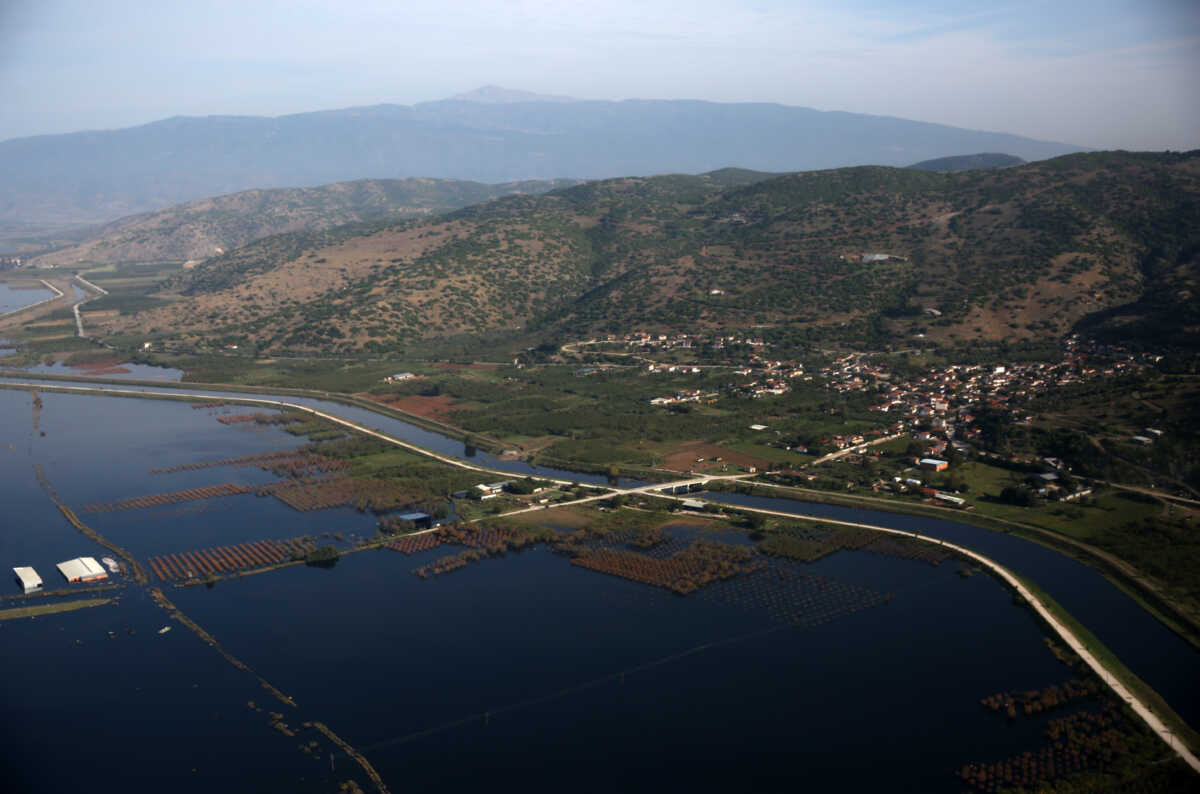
[1, 93, 1087, 226]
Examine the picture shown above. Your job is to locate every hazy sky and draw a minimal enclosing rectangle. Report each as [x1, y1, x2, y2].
[2, 0, 1197, 149]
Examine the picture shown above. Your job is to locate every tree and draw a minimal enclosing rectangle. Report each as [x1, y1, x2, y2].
[999, 485, 1037, 507]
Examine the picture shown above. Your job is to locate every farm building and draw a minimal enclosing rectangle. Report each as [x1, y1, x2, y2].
[934, 493, 966, 507]
[475, 481, 512, 499]
[919, 458, 949, 472]
[394, 511, 432, 529]
[56, 557, 108, 583]
[13, 566, 42, 593]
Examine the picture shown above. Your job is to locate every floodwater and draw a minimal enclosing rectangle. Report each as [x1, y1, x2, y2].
[705, 490, 1200, 730]
[0, 389, 1109, 791]
[17, 361, 184, 382]
[0, 281, 54, 314]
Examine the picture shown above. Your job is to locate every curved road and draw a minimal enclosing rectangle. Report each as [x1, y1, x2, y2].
[4, 377, 1197, 772]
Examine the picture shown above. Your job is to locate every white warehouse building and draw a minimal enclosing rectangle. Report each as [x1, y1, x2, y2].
[13, 566, 43, 593]
[56, 557, 108, 583]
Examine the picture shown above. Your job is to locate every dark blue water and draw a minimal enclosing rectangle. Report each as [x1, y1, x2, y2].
[0, 389, 1110, 791]
[0, 590, 324, 792]
[706, 490, 1200, 730]
[173, 542, 1068, 792]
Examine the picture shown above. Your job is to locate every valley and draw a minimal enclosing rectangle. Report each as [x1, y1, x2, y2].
[2, 149, 1198, 794]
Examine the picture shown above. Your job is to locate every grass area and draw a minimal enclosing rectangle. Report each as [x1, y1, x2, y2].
[720, 440, 801, 464]
[0, 597, 112, 621]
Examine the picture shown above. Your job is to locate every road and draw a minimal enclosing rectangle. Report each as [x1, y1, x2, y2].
[676, 498, 1199, 774]
[72, 275, 108, 337]
[810, 433, 903, 465]
[5, 376, 1198, 772]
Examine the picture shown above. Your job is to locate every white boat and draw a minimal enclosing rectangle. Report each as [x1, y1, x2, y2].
[157, 626, 172, 635]
[101, 556, 120, 574]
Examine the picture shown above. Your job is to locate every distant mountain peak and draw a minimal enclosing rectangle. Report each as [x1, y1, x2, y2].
[449, 85, 576, 104]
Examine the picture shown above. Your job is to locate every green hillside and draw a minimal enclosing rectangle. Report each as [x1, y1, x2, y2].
[30, 176, 583, 268]
[907, 153, 1025, 172]
[98, 152, 1200, 355]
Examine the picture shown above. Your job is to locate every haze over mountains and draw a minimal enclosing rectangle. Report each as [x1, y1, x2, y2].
[1, 87, 1087, 227]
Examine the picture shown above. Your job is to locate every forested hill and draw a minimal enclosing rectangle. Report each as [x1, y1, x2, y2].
[99, 151, 1200, 355]
[908, 153, 1026, 171]
[29, 176, 581, 268]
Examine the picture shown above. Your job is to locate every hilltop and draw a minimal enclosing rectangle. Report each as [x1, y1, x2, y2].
[29, 176, 580, 268]
[908, 153, 1026, 172]
[1, 90, 1085, 226]
[95, 151, 1200, 354]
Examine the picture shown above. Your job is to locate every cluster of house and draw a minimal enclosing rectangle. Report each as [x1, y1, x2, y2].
[610, 331, 769, 351]
[0, 256, 23, 271]
[648, 389, 717, 406]
[644, 351, 808, 405]
[821, 336, 1152, 449]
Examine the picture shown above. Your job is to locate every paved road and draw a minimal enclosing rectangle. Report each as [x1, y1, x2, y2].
[810, 433, 903, 465]
[662, 496, 1200, 773]
[7, 377, 1197, 772]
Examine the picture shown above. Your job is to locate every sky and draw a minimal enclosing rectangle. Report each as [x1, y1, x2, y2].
[1, 0, 1197, 150]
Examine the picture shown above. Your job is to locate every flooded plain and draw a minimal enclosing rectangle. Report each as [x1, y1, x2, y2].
[0, 388, 1188, 791]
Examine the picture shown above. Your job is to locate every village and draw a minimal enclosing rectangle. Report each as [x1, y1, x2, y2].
[599, 330, 1166, 508]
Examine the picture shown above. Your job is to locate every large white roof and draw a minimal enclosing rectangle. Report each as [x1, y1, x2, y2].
[56, 557, 107, 581]
[13, 566, 43, 589]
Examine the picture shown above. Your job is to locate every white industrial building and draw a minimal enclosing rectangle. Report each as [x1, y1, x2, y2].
[13, 566, 43, 593]
[56, 557, 108, 583]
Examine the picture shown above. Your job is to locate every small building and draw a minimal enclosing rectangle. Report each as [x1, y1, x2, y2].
[13, 566, 42, 593]
[56, 557, 108, 583]
[681, 499, 706, 510]
[934, 493, 966, 507]
[394, 511, 432, 529]
[474, 481, 512, 500]
[919, 458, 949, 472]
[749, 424, 768, 431]
[384, 372, 417, 383]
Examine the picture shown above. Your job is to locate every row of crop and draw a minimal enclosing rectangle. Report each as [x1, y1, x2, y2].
[147, 537, 318, 582]
[407, 525, 544, 577]
[703, 561, 893, 628]
[957, 707, 1129, 791]
[569, 540, 755, 596]
[980, 679, 1101, 719]
[386, 533, 444, 555]
[216, 412, 300, 426]
[862, 537, 950, 566]
[149, 449, 344, 475]
[82, 482, 259, 513]
[271, 478, 414, 512]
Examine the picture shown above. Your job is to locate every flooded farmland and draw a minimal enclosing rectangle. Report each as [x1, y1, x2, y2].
[0, 388, 1189, 792]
